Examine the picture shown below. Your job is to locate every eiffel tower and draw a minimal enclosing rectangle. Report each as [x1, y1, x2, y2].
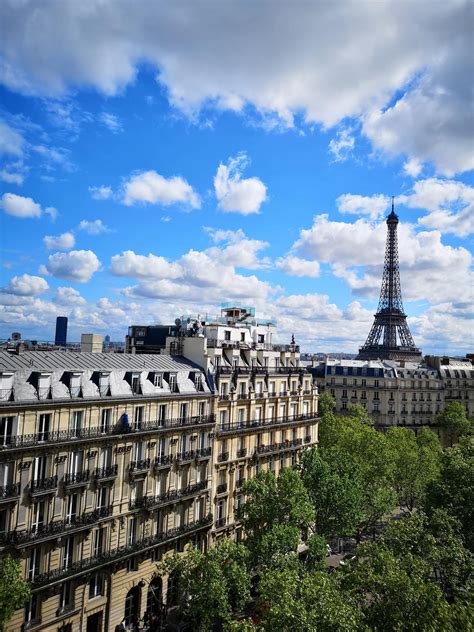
[357, 199, 422, 362]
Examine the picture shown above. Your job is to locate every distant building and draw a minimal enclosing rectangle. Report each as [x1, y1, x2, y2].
[80, 333, 103, 353]
[54, 316, 68, 346]
[125, 325, 178, 354]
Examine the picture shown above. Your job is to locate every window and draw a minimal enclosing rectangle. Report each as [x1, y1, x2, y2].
[374, 380, 379, 388]
[70, 411, 83, 437]
[168, 374, 177, 393]
[219, 410, 227, 428]
[24, 594, 39, 625]
[68, 450, 83, 475]
[238, 408, 245, 427]
[99, 447, 112, 469]
[0, 417, 13, 446]
[154, 373, 163, 388]
[66, 494, 79, 523]
[224, 330, 231, 341]
[63, 537, 74, 571]
[240, 332, 245, 342]
[131, 374, 140, 394]
[256, 382, 263, 395]
[134, 441, 145, 461]
[269, 381, 275, 396]
[28, 547, 41, 580]
[0, 509, 8, 536]
[37, 413, 50, 442]
[93, 528, 104, 557]
[60, 582, 73, 611]
[89, 573, 104, 599]
[96, 486, 108, 510]
[0, 462, 12, 489]
[134, 406, 144, 429]
[100, 409, 111, 433]
[31, 500, 46, 532]
[194, 374, 203, 391]
[179, 403, 188, 421]
[128, 517, 137, 546]
[258, 334, 264, 344]
[32, 456, 48, 483]
[158, 404, 167, 424]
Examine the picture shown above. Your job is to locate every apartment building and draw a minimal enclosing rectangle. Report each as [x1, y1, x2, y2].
[0, 351, 214, 632]
[0, 305, 319, 631]
[311, 355, 473, 430]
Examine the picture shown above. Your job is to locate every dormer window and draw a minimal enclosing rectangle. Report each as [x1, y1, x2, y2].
[99, 372, 110, 397]
[131, 374, 141, 395]
[154, 373, 163, 388]
[37, 373, 52, 400]
[194, 374, 203, 391]
[69, 372, 82, 398]
[168, 374, 177, 393]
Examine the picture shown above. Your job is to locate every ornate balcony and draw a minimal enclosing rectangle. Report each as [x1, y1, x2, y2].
[1, 414, 216, 451]
[195, 447, 212, 460]
[255, 438, 303, 457]
[175, 451, 194, 464]
[63, 471, 90, 490]
[94, 465, 118, 481]
[129, 458, 150, 473]
[30, 514, 213, 589]
[0, 482, 20, 503]
[217, 452, 229, 462]
[0, 506, 113, 546]
[216, 483, 228, 494]
[30, 475, 58, 496]
[217, 413, 318, 435]
[130, 481, 208, 511]
[236, 448, 247, 458]
[154, 454, 173, 469]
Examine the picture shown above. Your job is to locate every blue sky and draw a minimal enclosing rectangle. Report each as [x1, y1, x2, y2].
[0, 1, 472, 354]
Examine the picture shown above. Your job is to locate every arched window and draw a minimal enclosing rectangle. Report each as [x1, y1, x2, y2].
[124, 586, 141, 626]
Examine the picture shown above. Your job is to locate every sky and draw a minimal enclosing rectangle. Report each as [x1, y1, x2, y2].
[0, 0, 473, 355]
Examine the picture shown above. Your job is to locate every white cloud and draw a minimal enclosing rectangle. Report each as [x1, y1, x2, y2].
[214, 153, 267, 215]
[403, 158, 423, 178]
[89, 185, 113, 200]
[78, 219, 111, 234]
[0, 121, 24, 156]
[328, 128, 355, 162]
[110, 251, 182, 279]
[0, 169, 24, 185]
[54, 286, 86, 305]
[398, 178, 474, 237]
[2, 274, 49, 296]
[31, 144, 74, 171]
[122, 170, 201, 209]
[276, 255, 320, 278]
[99, 112, 122, 133]
[0, 2, 470, 173]
[43, 232, 75, 250]
[337, 194, 390, 220]
[204, 228, 271, 269]
[43, 250, 101, 282]
[45, 206, 58, 221]
[0, 192, 42, 218]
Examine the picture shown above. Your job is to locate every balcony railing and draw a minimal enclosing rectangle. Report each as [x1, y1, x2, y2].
[219, 394, 230, 401]
[130, 481, 208, 511]
[30, 476, 58, 494]
[216, 483, 228, 494]
[217, 452, 229, 462]
[94, 465, 118, 480]
[217, 413, 318, 434]
[255, 438, 303, 456]
[1, 506, 113, 546]
[236, 448, 247, 458]
[215, 517, 227, 528]
[129, 459, 150, 473]
[63, 471, 90, 486]
[30, 513, 213, 589]
[195, 447, 212, 459]
[304, 436, 312, 444]
[0, 414, 216, 450]
[237, 393, 248, 400]
[0, 482, 20, 501]
[175, 451, 195, 463]
[154, 454, 173, 468]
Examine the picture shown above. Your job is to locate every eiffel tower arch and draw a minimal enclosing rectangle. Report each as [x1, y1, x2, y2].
[357, 200, 422, 362]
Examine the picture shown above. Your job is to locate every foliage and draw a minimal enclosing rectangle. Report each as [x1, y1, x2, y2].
[304, 533, 328, 571]
[386, 426, 441, 510]
[157, 540, 250, 631]
[425, 438, 474, 551]
[238, 468, 314, 564]
[318, 391, 336, 417]
[436, 401, 472, 445]
[257, 566, 363, 632]
[0, 555, 31, 630]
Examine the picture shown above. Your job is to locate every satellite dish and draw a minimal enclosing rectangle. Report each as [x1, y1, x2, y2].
[175, 318, 181, 327]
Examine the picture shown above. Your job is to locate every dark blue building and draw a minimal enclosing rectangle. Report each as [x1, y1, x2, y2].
[54, 316, 68, 346]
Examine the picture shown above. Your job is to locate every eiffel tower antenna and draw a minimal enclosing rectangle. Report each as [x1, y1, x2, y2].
[357, 199, 422, 361]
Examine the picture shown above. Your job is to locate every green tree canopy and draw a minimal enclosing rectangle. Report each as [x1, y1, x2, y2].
[436, 401, 471, 445]
[0, 555, 31, 631]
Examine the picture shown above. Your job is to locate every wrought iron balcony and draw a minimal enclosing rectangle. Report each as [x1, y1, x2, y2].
[219, 394, 230, 401]
[30, 513, 213, 589]
[63, 471, 90, 488]
[217, 452, 229, 462]
[130, 481, 208, 511]
[215, 517, 227, 528]
[154, 454, 173, 469]
[304, 435, 312, 443]
[290, 390, 299, 396]
[195, 447, 212, 460]
[237, 393, 248, 400]
[0, 414, 216, 450]
[217, 413, 318, 434]
[236, 448, 247, 458]
[255, 438, 303, 456]
[216, 483, 228, 494]
[129, 458, 150, 473]
[175, 451, 194, 463]
[0, 506, 112, 546]
[30, 475, 58, 495]
[94, 465, 118, 480]
[0, 482, 20, 502]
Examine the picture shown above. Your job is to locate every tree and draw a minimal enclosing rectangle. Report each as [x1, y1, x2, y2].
[0, 555, 31, 630]
[436, 401, 471, 446]
[425, 438, 474, 551]
[386, 426, 441, 510]
[158, 540, 250, 631]
[318, 391, 336, 417]
[257, 566, 363, 631]
[238, 468, 314, 565]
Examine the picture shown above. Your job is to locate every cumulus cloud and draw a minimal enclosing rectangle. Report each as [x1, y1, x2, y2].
[399, 178, 474, 237]
[78, 219, 112, 234]
[54, 286, 86, 305]
[214, 153, 267, 215]
[43, 232, 75, 250]
[0, 2, 470, 173]
[337, 194, 390, 220]
[0, 168, 24, 185]
[110, 251, 182, 279]
[403, 158, 423, 178]
[0, 192, 42, 218]
[328, 128, 355, 162]
[89, 185, 113, 200]
[276, 255, 320, 278]
[43, 250, 101, 282]
[122, 170, 201, 209]
[2, 274, 49, 296]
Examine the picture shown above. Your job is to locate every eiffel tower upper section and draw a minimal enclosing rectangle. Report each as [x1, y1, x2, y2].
[357, 200, 422, 362]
